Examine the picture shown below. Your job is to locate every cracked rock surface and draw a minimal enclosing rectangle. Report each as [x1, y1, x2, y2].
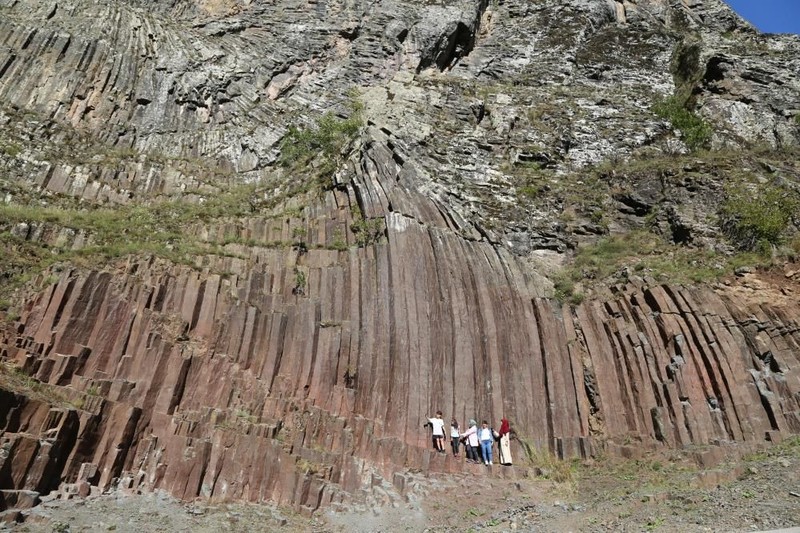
[1, 0, 800, 517]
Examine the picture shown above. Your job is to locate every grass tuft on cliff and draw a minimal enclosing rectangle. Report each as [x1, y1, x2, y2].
[0, 362, 83, 409]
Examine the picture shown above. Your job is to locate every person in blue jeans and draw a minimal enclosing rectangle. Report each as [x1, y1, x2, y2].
[478, 420, 494, 465]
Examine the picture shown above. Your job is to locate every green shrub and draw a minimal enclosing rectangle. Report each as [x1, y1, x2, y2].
[296, 458, 321, 475]
[552, 274, 579, 304]
[279, 107, 363, 190]
[518, 185, 542, 199]
[293, 268, 307, 295]
[653, 95, 712, 151]
[720, 182, 800, 252]
[350, 209, 384, 247]
[788, 235, 800, 258]
[330, 227, 348, 251]
[1, 141, 21, 157]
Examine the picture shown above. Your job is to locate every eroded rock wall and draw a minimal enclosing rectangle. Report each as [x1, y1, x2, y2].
[1, 0, 800, 513]
[3, 156, 800, 508]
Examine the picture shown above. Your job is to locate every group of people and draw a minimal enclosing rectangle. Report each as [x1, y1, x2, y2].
[425, 411, 512, 466]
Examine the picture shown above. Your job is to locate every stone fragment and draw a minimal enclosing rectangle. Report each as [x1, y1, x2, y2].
[0, 509, 22, 523]
[0, 490, 40, 510]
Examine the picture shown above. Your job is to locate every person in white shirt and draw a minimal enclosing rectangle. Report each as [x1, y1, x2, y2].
[425, 411, 446, 454]
[479, 420, 494, 465]
[450, 419, 461, 457]
[460, 419, 481, 464]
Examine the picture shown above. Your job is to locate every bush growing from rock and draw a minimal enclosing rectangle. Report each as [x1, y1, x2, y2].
[653, 95, 712, 152]
[279, 106, 363, 190]
[720, 182, 800, 252]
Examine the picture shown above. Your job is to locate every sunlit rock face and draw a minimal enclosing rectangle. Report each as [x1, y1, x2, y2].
[1, 0, 799, 512]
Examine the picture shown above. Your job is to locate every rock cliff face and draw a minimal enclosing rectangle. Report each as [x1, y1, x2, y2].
[1, 0, 800, 514]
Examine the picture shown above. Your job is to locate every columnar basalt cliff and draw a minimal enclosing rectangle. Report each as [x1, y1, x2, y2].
[1, 0, 800, 514]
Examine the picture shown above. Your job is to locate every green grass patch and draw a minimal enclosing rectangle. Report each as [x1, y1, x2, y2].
[508, 159, 610, 224]
[742, 436, 800, 463]
[509, 160, 551, 200]
[330, 227, 348, 251]
[0, 183, 290, 294]
[0, 362, 80, 409]
[552, 146, 800, 300]
[553, 230, 773, 302]
[518, 436, 578, 484]
[575, 454, 697, 500]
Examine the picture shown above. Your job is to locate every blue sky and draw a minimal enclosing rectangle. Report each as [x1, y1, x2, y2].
[723, 1, 800, 34]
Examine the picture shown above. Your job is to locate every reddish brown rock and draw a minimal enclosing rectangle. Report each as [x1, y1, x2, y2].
[0, 490, 40, 510]
[0, 0, 799, 516]
[3, 221, 800, 512]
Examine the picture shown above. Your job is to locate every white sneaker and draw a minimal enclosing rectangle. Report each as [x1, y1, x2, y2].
[489, 461, 493, 465]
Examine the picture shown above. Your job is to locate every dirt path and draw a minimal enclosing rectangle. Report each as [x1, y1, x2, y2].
[8, 439, 800, 532]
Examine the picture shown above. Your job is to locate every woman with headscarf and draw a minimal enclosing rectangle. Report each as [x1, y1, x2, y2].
[498, 417, 512, 465]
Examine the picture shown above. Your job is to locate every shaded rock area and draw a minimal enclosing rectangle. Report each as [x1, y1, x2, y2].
[0, 0, 799, 521]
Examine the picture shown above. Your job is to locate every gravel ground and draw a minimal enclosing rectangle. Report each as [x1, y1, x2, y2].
[5, 438, 799, 533]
